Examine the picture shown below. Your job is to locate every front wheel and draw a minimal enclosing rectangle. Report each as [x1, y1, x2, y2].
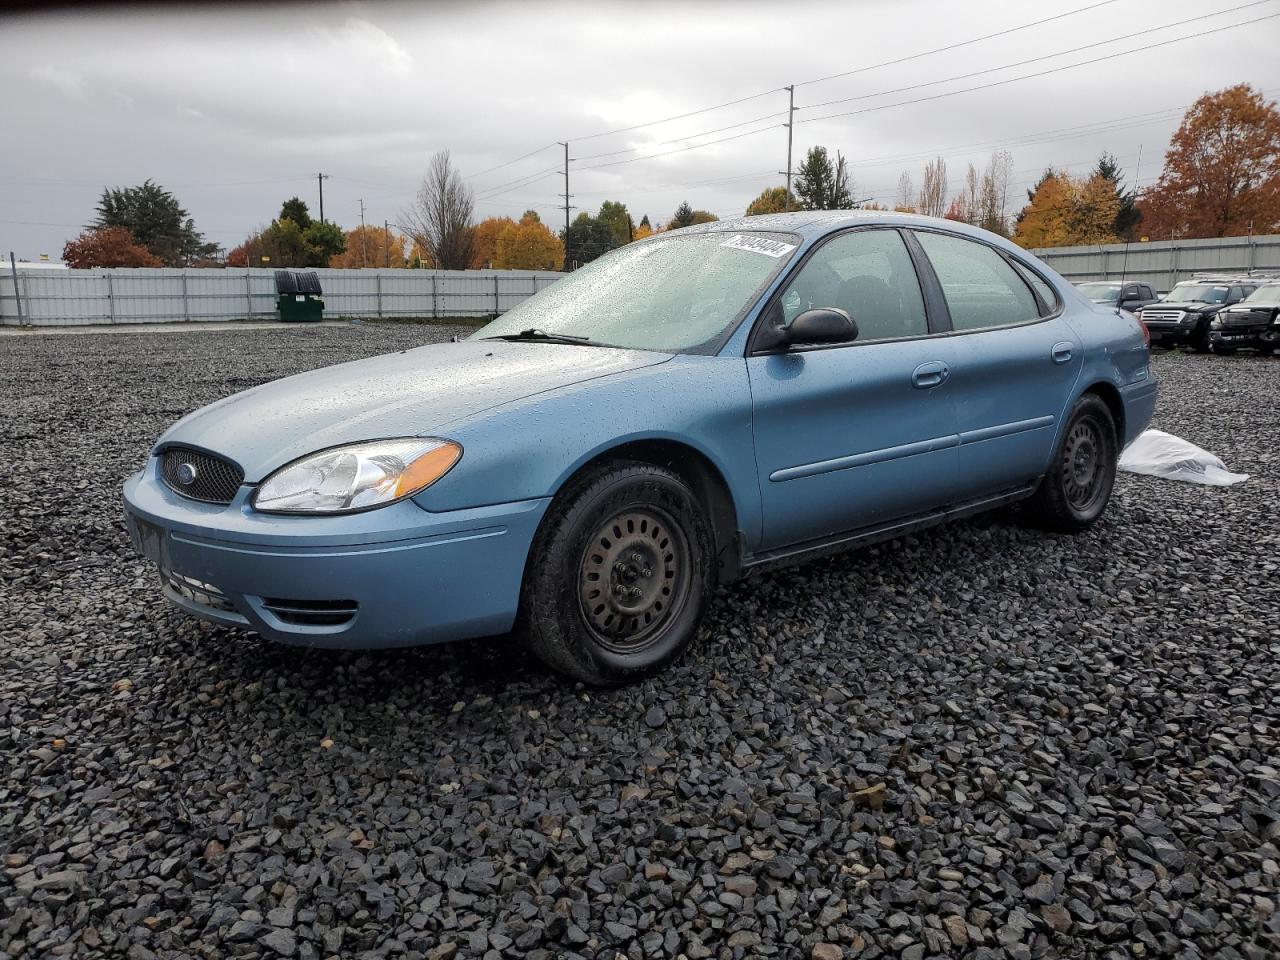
[519, 462, 713, 685]
[1210, 342, 1238, 356]
[1025, 395, 1117, 533]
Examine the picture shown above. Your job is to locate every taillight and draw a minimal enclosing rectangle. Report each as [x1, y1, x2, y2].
[1139, 318, 1151, 349]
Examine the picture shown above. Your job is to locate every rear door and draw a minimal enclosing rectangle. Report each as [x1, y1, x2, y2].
[909, 230, 1082, 500]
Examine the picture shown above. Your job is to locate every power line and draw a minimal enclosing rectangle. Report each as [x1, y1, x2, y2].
[801, 0, 1274, 112]
[800, 12, 1280, 126]
[795, 0, 1124, 89]
[575, 122, 785, 172]
[464, 143, 559, 181]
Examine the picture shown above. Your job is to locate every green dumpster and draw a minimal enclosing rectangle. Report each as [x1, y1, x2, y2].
[274, 270, 324, 322]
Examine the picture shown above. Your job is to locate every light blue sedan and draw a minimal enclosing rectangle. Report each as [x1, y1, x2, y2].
[123, 212, 1156, 684]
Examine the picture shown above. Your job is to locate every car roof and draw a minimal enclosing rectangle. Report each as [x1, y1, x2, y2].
[670, 209, 1035, 254]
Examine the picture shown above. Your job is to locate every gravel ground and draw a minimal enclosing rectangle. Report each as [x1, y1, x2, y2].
[2, 326, 1278, 960]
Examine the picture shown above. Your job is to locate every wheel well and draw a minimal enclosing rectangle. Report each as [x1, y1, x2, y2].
[563, 440, 742, 583]
[1083, 381, 1125, 443]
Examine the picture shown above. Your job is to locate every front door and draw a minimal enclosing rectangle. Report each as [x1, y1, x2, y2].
[747, 228, 959, 550]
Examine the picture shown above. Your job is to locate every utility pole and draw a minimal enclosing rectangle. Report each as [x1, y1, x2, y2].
[558, 141, 574, 270]
[781, 85, 796, 212]
[384, 219, 390, 268]
[358, 198, 367, 267]
[317, 172, 329, 223]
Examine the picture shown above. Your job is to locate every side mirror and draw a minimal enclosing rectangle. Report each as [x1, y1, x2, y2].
[785, 308, 859, 347]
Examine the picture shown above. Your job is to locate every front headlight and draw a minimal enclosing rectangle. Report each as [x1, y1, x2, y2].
[252, 438, 462, 514]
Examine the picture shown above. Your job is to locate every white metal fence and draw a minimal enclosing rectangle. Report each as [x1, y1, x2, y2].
[0, 267, 563, 327]
[1031, 234, 1280, 292]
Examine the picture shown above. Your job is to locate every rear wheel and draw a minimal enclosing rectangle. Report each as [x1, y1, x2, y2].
[1210, 342, 1238, 356]
[519, 462, 712, 685]
[1025, 394, 1117, 533]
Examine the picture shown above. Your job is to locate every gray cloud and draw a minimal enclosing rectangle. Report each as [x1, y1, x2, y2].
[1, 0, 1276, 259]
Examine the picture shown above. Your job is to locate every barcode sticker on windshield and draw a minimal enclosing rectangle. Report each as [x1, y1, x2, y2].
[720, 235, 797, 258]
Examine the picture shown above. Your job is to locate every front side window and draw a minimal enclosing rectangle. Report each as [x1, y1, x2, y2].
[473, 231, 798, 354]
[777, 229, 927, 341]
[915, 231, 1040, 331]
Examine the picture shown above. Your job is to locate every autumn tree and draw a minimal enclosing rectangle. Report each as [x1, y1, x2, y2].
[633, 215, 654, 241]
[494, 212, 564, 270]
[1014, 170, 1119, 247]
[93, 180, 216, 265]
[329, 225, 407, 268]
[402, 150, 475, 269]
[794, 146, 855, 210]
[597, 201, 634, 246]
[1141, 85, 1280, 238]
[469, 217, 516, 268]
[745, 186, 794, 216]
[62, 226, 163, 268]
[917, 157, 948, 218]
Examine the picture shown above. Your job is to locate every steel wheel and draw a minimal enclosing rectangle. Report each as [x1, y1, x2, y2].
[578, 506, 691, 653]
[1062, 418, 1105, 512]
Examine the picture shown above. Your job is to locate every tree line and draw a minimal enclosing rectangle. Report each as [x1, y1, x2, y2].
[59, 83, 1280, 269]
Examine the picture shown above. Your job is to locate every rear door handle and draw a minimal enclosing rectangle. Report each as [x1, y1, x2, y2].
[1051, 341, 1074, 364]
[912, 360, 950, 389]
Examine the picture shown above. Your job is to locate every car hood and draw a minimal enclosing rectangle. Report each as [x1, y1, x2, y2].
[158, 339, 671, 481]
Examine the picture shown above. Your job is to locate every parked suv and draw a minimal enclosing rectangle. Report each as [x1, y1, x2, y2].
[1075, 280, 1159, 313]
[1210, 281, 1280, 354]
[1137, 276, 1259, 352]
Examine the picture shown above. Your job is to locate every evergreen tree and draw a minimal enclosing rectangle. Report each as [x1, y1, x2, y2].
[93, 180, 216, 266]
[794, 146, 855, 211]
[1093, 153, 1141, 239]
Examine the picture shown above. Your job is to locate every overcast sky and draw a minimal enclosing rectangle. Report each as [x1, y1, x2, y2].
[1, 0, 1277, 260]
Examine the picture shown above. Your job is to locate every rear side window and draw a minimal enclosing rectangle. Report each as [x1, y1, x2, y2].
[778, 229, 928, 341]
[915, 231, 1041, 330]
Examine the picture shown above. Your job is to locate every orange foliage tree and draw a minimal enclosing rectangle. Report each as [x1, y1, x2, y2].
[62, 227, 162, 268]
[469, 217, 515, 269]
[494, 212, 564, 270]
[1141, 84, 1280, 238]
[329, 225, 408, 268]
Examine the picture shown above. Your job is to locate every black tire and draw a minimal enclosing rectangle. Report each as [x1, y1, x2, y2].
[519, 462, 713, 685]
[1211, 343, 1238, 356]
[1190, 322, 1212, 353]
[1025, 394, 1117, 534]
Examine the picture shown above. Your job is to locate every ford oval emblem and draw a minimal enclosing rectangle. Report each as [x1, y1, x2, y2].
[176, 462, 198, 485]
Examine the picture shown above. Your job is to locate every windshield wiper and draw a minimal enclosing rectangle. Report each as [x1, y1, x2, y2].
[484, 327, 592, 344]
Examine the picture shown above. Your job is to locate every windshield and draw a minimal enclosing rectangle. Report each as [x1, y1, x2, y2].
[1165, 284, 1228, 304]
[1243, 284, 1280, 306]
[473, 231, 799, 353]
[1076, 282, 1120, 300]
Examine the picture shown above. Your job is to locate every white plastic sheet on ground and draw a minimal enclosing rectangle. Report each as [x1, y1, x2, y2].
[1118, 429, 1249, 486]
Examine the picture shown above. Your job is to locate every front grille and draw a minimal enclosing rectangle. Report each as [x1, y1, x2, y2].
[162, 568, 235, 612]
[1141, 309, 1186, 322]
[160, 447, 244, 504]
[1219, 310, 1268, 327]
[261, 598, 359, 627]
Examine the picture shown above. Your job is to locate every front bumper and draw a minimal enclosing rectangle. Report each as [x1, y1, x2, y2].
[1210, 324, 1279, 349]
[122, 458, 550, 649]
[1143, 322, 1196, 345]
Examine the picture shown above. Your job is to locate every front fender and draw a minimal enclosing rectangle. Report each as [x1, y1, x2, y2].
[412, 355, 764, 549]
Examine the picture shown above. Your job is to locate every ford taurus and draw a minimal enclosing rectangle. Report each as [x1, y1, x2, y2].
[123, 212, 1157, 684]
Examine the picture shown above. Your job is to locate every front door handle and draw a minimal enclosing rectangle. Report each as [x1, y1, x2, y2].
[912, 360, 950, 389]
[1051, 341, 1074, 364]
